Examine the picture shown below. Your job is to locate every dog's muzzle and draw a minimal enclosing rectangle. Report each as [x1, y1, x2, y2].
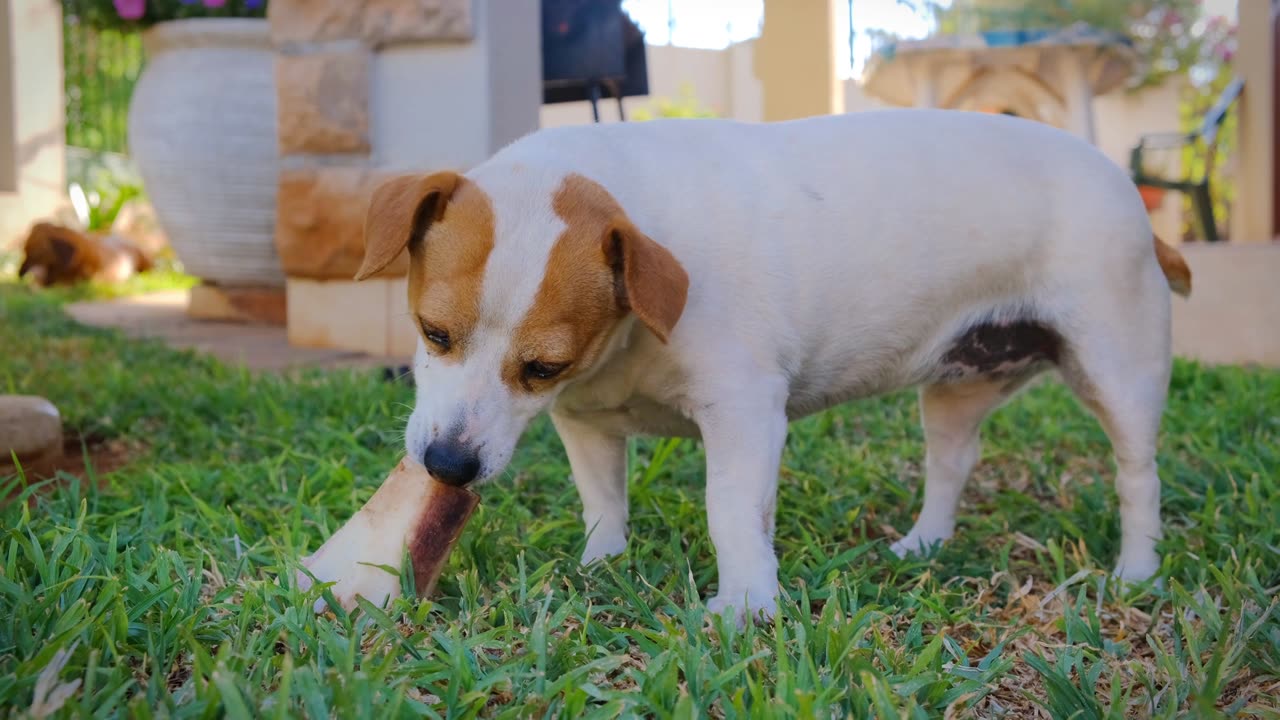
[421, 436, 482, 486]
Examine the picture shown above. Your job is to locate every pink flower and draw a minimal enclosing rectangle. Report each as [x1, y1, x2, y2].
[203, 0, 227, 6]
[113, 0, 145, 20]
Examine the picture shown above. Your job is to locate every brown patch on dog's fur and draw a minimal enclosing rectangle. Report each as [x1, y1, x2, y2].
[503, 173, 688, 393]
[938, 319, 1062, 382]
[357, 172, 462, 281]
[503, 176, 626, 391]
[409, 179, 496, 359]
[1153, 235, 1191, 297]
[358, 172, 496, 360]
[18, 222, 152, 287]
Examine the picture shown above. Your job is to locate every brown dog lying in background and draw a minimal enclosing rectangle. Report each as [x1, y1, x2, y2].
[18, 222, 153, 287]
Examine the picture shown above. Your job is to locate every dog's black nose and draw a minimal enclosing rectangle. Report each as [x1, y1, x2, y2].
[422, 440, 481, 486]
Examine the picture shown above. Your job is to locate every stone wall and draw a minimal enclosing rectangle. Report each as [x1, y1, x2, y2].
[269, 0, 539, 356]
[269, 0, 477, 282]
[0, 0, 68, 253]
[1230, 0, 1275, 242]
[1171, 242, 1280, 367]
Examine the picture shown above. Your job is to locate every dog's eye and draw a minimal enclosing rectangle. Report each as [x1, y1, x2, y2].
[421, 323, 451, 351]
[524, 360, 567, 380]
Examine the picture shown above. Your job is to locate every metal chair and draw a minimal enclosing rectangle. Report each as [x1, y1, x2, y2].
[1130, 76, 1243, 242]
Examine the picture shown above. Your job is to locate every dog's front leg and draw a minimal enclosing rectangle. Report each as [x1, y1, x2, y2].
[551, 411, 629, 564]
[697, 385, 788, 623]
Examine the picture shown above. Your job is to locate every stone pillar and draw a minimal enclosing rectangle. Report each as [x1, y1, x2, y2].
[911, 57, 938, 109]
[1058, 51, 1097, 144]
[1231, 0, 1275, 243]
[269, 0, 540, 357]
[753, 0, 844, 121]
[0, 0, 67, 252]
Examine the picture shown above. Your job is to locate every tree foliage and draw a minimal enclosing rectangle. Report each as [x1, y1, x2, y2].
[909, 0, 1235, 91]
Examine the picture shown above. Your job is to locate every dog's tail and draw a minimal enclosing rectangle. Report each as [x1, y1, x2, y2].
[1153, 235, 1192, 297]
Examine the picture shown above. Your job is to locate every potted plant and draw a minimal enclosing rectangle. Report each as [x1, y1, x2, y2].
[1138, 184, 1166, 212]
[89, 0, 283, 287]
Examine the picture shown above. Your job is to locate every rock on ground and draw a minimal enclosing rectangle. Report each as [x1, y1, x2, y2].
[0, 395, 63, 476]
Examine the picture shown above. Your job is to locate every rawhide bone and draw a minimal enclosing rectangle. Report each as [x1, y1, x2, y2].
[296, 458, 480, 613]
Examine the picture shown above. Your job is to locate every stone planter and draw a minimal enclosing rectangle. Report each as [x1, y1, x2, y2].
[128, 18, 283, 286]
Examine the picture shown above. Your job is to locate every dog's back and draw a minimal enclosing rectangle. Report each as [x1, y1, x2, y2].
[486, 110, 1158, 293]
[479, 111, 1179, 397]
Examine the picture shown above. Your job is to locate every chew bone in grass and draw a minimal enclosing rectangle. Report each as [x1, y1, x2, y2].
[296, 459, 479, 613]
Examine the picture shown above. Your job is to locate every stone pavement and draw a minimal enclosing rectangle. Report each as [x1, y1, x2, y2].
[65, 291, 407, 372]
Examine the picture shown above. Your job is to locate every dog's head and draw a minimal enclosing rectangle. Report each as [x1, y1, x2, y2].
[18, 223, 96, 287]
[357, 170, 688, 486]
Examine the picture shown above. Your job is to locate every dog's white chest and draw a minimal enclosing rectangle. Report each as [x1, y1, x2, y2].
[554, 387, 700, 439]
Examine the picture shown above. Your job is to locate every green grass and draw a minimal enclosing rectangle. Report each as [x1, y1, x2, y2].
[2, 282, 1278, 718]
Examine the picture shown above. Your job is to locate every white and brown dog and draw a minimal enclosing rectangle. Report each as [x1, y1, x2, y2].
[302, 110, 1191, 620]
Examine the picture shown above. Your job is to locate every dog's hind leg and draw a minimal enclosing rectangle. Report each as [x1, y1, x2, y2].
[891, 378, 1027, 557]
[1059, 331, 1169, 583]
[1052, 247, 1172, 581]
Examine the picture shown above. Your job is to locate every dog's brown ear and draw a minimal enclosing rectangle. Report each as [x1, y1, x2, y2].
[49, 234, 79, 269]
[128, 245, 155, 273]
[603, 220, 689, 343]
[356, 171, 461, 281]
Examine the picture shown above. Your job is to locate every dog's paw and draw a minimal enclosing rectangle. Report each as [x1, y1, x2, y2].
[706, 586, 779, 626]
[889, 532, 948, 558]
[580, 532, 627, 566]
[1112, 552, 1162, 588]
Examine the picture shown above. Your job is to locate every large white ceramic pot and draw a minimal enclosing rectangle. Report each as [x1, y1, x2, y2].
[128, 18, 283, 286]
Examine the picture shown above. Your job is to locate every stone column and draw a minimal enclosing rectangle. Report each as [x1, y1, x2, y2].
[269, 0, 540, 357]
[1058, 50, 1096, 145]
[0, 0, 67, 252]
[753, 0, 844, 121]
[1231, 0, 1275, 243]
[911, 57, 939, 109]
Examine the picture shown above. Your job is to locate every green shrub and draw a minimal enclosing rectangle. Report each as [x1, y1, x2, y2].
[77, 0, 266, 32]
[632, 85, 718, 121]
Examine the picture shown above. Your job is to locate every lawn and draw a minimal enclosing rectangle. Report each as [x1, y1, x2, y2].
[2, 282, 1278, 718]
